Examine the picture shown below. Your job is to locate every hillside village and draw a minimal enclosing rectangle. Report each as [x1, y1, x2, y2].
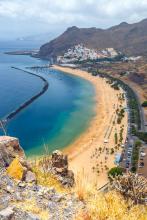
[57, 44, 119, 63]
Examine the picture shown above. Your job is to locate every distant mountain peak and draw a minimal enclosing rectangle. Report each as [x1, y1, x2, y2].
[119, 22, 129, 27]
[39, 18, 147, 58]
[66, 26, 79, 32]
[140, 18, 147, 24]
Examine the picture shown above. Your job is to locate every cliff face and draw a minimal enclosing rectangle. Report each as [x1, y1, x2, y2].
[39, 19, 147, 59]
[0, 136, 25, 168]
[0, 136, 146, 219]
[0, 136, 78, 220]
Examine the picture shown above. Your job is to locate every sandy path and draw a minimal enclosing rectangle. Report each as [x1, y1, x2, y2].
[53, 65, 128, 188]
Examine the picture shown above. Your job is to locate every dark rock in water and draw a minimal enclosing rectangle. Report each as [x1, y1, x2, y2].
[51, 150, 74, 187]
[0, 136, 25, 168]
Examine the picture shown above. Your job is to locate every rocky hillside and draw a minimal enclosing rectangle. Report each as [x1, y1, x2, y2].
[0, 136, 78, 220]
[39, 18, 147, 59]
[0, 136, 147, 220]
[0, 136, 25, 168]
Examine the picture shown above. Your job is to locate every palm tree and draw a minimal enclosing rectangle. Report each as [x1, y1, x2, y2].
[99, 147, 102, 153]
[92, 166, 95, 172]
[97, 170, 100, 175]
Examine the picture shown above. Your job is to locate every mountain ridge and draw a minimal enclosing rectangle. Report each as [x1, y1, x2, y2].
[39, 18, 147, 59]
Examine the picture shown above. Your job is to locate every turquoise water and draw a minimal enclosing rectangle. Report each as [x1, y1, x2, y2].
[0, 41, 96, 157]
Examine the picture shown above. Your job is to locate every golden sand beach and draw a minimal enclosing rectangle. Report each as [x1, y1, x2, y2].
[53, 65, 128, 188]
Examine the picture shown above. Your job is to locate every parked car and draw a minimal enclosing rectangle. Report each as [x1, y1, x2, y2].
[126, 160, 130, 164]
[140, 152, 146, 157]
[139, 162, 144, 168]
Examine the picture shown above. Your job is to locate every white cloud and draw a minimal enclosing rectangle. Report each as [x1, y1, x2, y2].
[0, 0, 147, 39]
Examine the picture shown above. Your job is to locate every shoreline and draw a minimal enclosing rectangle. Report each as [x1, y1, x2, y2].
[53, 65, 128, 188]
[3, 67, 49, 121]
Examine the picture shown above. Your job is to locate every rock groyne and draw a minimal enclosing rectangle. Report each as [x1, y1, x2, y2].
[4, 67, 49, 121]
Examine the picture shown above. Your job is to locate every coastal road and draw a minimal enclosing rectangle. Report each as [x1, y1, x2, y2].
[115, 76, 147, 133]
[130, 85, 147, 132]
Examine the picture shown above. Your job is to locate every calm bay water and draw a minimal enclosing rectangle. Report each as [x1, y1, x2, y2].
[0, 41, 96, 157]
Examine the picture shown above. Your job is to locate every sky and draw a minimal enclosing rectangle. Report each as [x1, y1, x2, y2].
[0, 0, 147, 41]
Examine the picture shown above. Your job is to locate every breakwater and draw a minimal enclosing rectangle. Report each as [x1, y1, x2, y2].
[4, 67, 49, 121]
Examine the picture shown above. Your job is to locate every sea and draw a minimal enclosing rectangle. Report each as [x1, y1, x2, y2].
[0, 40, 96, 157]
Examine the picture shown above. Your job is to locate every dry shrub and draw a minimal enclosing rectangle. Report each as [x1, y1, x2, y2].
[76, 212, 92, 220]
[13, 199, 49, 220]
[112, 172, 147, 204]
[74, 169, 95, 201]
[75, 190, 147, 220]
[32, 160, 66, 193]
[30, 144, 67, 192]
[74, 171, 147, 220]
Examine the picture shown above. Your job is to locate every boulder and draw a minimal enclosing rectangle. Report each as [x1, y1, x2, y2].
[7, 158, 37, 182]
[51, 150, 74, 187]
[0, 136, 25, 168]
[25, 171, 36, 183]
[0, 207, 14, 220]
[51, 150, 68, 170]
[7, 158, 26, 181]
[0, 197, 10, 212]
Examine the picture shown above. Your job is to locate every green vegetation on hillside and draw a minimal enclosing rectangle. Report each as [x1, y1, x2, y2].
[132, 126, 147, 142]
[108, 167, 123, 178]
[131, 140, 142, 172]
[90, 69, 141, 132]
[142, 101, 147, 107]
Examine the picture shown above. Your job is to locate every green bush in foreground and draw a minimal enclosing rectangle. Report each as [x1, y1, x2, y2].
[142, 101, 147, 107]
[108, 167, 123, 179]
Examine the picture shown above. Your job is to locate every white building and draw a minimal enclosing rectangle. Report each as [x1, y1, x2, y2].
[57, 44, 119, 63]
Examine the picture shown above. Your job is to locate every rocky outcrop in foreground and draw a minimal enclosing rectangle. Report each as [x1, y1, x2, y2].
[0, 136, 36, 183]
[0, 136, 25, 168]
[50, 150, 74, 187]
[0, 136, 80, 220]
[0, 168, 84, 220]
